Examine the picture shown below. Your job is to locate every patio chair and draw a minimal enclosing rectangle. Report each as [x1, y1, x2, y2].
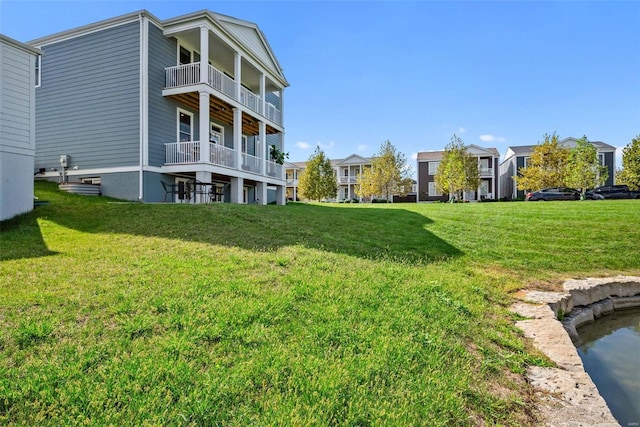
[161, 181, 180, 202]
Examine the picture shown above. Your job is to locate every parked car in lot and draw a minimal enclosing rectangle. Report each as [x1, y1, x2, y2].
[525, 187, 580, 201]
[587, 185, 640, 199]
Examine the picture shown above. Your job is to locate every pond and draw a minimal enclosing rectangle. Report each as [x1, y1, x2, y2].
[576, 308, 640, 426]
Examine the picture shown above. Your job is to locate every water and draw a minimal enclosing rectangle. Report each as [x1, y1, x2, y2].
[576, 308, 640, 426]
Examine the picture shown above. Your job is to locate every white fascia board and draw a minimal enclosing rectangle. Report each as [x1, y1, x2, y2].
[0, 34, 40, 55]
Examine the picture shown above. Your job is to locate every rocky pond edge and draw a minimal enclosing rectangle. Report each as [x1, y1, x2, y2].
[511, 276, 640, 427]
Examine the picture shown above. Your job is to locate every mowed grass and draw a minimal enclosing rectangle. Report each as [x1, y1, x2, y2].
[1, 182, 639, 425]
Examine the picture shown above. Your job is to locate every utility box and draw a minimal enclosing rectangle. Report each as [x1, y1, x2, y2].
[59, 154, 69, 168]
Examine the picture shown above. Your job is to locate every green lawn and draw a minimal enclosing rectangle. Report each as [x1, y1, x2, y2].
[1, 181, 639, 425]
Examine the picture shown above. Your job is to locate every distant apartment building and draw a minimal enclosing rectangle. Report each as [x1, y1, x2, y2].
[499, 137, 616, 200]
[416, 145, 500, 202]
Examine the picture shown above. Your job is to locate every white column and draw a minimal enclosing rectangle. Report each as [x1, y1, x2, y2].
[277, 186, 285, 205]
[200, 27, 208, 84]
[233, 107, 242, 170]
[259, 121, 266, 175]
[234, 52, 242, 101]
[230, 177, 244, 204]
[199, 92, 210, 163]
[257, 182, 267, 205]
[259, 73, 266, 115]
[280, 87, 285, 124]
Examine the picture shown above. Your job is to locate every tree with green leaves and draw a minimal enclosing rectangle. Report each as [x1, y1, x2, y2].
[517, 132, 570, 192]
[356, 140, 413, 202]
[566, 135, 608, 199]
[616, 135, 640, 190]
[297, 146, 337, 202]
[434, 135, 480, 202]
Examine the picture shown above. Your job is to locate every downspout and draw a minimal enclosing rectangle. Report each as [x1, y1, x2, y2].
[138, 13, 148, 201]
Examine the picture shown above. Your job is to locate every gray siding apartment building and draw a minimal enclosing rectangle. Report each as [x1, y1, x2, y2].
[499, 137, 616, 200]
[29, 10, 289, 204]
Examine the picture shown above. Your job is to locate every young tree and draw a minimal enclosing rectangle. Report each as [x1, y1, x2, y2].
[616, 135, 640, 190]
[297, 146, 337, 202]
[434, 135, 480, 202]
[517, 132, 570, 192]
[356, 140, 413, 202]
[566, 135, 608, 199]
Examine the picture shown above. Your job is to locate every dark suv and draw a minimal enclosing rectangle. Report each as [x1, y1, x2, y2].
[525, 188, 580, 201]
[588, 185, 640, 199]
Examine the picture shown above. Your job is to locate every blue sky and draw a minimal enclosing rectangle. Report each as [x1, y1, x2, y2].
[2, 0, 639, 173]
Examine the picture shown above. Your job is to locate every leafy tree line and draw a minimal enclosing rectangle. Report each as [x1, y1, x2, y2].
[517, 133, 608, 199]
[296, 141, 412, 202]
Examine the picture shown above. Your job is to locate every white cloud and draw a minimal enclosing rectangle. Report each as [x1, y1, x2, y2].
[410, 152, 418, 160]
[357, 144, 367, 152]
[479, 134, 506, 143]
[458, 127, 466, 134]
[296, 141, 311, 149]
[318, 141, 335, 150]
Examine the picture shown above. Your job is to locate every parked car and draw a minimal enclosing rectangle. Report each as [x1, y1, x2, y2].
[587, 185, 640, 199]
[525, 188, 580, 201]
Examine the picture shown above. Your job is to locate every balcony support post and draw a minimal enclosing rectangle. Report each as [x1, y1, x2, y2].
[256, 182, 267, 205]
[233, 107, 242, 170]
[230, 177, 244, 204]
[259, 120, 266, 175]
[199, 92, 210, 163]
[259, 73, 266, 115]
[199, 27, 209, 84]
[234, 52, 242, 101]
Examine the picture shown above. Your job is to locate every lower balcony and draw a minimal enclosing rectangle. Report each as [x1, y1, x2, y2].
[165, 141, 283, 180]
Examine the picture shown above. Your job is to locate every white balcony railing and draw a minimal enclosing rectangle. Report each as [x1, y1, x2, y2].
[165, 141, 200, 164]
[165, 64, 200, 88]
[165, 141, 284, 181]
[480, 167, 493, 176]
[164, 63, 283, 126]
[286, 178, 298, 186]
[210, 143, 236, 168]
[241, 153, 262, 174]
[266, 161, 282, 179]
[208, 65, 236, 100]
[339, 176, 358, 184]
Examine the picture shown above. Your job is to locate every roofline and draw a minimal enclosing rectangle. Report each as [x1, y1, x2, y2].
[28, 10, 161, 47]
[0, 33, 40, 55]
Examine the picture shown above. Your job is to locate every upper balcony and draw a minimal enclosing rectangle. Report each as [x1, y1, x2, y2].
[165, 63, 282, 126]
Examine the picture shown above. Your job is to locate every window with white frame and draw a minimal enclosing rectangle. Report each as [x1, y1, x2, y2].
[428, 161, 440, 175]
[524, 156, 531, 167]
[210, 123, 223, 144]
[428, 182, 442, 197]
[241, 135, 248, 153]
[598, 153, 605, 166]
[178, 109, 193, 142]
[35, 55, 41, 87]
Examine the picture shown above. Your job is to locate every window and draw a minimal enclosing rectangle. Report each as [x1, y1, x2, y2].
[178, 109, 193, 142]
[344, 168, 349, 177]
[428, 161, 440, 175]
[179, 46, 191, 65]
[598, 153, 605, 166]
[428, 182, 442, 197]
[210, 124, 223, 144]
[479, 158, 489, 172]
[35, 55, 41, 87]
[241, 135, 248, 153]
[524, 156, 531, 167]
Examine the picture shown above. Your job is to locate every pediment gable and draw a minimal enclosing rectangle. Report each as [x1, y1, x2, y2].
[336, 154, 370, 165]
[213, 14, 285, 82]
